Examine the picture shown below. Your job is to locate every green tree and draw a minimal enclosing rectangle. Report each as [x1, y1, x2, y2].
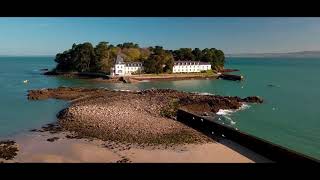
[53, 41, 225, 74]
[73, 42, 97, 72]
[163, 58, 174, 73]
[55, 49, 75, 72]
[163, 50, 174, 73]
[143, 46, 174, 73]
[117, 42, 139, 49]
[192, 48, 202, 60]
[153, 46, 164, 54]
[215, 49, 225, 68]
[201, 48, 218, 70]
[139, 48, 151, 61]
[143, 57, 157, 74]
[122, 48, 141, 61]
[173, 48, 195, 61]
[95, 41, 111, 73]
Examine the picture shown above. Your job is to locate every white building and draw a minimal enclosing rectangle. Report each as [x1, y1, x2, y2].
[172, 61, 211, 73]
[111, 55, 211, 76]
[111, 55, 143, 76]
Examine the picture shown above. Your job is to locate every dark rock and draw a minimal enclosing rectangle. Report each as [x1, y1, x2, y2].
[47, 137, 59, 142]
[77, 72, 109, 79]
[41, 123, 62, 134]
[118, 76, 131, 83]
[116, 157, 131, 163]
[0, 140, 18, 160]
[43, 71, 59, 75]
[267, 84, 280, 88]
[40, 68, 49, 71]
[202, 112, 215, 116]
[203, 112, 209, 116]
[218, 74, 244, 81]
[242, 96, 263, 103]
[65, 134, 83, 139]
[65, 135, 73, 139]
[220, 69, 240, 73]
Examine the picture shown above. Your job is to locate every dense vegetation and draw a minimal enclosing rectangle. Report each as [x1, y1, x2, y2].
[53, 42, 225, 74]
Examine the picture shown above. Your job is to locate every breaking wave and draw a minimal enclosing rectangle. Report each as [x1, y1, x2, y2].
[216, 103, 250, 127]
[193, 92, 215, 96]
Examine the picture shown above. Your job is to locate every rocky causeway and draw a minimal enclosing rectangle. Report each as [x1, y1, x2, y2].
[28, 87, 263, 145]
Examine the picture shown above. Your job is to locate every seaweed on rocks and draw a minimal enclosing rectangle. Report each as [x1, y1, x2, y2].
[0, 140, 18, 160]
[41, 123, 63, 134]
[47, 137, 59, 142]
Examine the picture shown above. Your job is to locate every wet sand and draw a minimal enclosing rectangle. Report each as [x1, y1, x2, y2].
[6, 132, 270, 163]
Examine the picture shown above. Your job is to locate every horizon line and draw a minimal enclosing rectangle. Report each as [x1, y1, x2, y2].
[1, 50, 320, 57]
[226, 50, 320, 55]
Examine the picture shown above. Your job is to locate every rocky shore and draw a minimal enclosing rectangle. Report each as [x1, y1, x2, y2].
[28, 87, 263, 146]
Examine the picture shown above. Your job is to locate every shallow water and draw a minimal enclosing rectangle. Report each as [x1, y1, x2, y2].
[0, 56, 319, 159]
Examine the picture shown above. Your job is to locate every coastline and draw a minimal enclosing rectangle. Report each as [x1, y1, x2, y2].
[129, 73, 219, 81]
[44, 71, 219, 83]
[1, 87, 266, 162]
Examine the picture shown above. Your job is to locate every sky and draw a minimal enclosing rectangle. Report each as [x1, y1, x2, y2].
[1, 17, 320, 55]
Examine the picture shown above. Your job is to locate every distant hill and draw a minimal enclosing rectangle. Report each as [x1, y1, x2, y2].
[227, 51, 320, 58]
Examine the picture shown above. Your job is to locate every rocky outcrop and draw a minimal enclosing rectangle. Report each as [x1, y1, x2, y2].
[242, 96, 263, 103]
[47, 137, 59, 142]
[220, 69, 240, 73]
[28, 87, 108, 100]
[117, 77, 141, 83]
[27, 87, 263, 145]
[43, 70, 59, 75]
[0, 140, 18, 160]
[118, 77, 130, 83]
[218, 74, 244, 81]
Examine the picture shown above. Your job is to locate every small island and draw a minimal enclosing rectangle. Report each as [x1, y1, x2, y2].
[44, 42, 231, 82]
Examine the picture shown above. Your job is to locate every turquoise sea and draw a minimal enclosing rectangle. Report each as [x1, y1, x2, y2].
[0, 56, 319, 159]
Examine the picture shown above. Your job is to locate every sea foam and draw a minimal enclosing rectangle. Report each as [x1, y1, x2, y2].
[193, 92, 215, 96]
[216, 103, 251, 126]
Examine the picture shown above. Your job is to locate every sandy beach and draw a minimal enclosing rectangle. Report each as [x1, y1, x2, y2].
[5, 131, 270, 163]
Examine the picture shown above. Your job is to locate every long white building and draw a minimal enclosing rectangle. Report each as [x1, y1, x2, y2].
[111, 55, 211, 76]
[172, 61, 211, 73]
